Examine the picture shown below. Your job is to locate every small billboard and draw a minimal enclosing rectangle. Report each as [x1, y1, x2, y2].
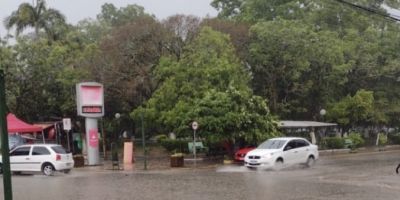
[76, 82, 104, 118]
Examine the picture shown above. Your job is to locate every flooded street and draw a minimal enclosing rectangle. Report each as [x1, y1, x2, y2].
[2, 150, 400, 200]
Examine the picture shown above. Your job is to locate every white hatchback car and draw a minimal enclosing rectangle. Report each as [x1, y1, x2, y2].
[0, 144, 74, 176]
[244, 137, 318, 169]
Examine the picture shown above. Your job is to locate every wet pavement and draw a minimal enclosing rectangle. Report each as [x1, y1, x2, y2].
[1, 150, 400, 200]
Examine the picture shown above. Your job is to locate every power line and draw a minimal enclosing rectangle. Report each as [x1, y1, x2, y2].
[333, 0, 400, 22]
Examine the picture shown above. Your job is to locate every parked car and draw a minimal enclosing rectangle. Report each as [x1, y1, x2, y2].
[234, 146, 256, 162]
[0, 144, 74, 176]
[244, 137, 318, 170]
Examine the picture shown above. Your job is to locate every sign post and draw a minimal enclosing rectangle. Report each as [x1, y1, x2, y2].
[76, 82, 104, 165]
[192, 121, 198, 167]
[63, 118, 72, 152]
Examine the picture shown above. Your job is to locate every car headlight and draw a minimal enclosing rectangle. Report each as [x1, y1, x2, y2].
[262, 153, 274, 159]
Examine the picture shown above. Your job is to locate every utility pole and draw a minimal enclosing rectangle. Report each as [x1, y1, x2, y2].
[0, 69, 13, 200]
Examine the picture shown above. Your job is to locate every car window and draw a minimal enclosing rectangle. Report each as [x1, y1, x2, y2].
[51, 146, 67, 154]
[296, 140, 310, 148]
[10, 146, 31, 156]
[258, 140, 286, 149]
[284, 141, 297, 151]
[32, 146, 51, 155]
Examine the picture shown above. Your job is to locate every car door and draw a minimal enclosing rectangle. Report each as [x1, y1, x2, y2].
[9, 146, 32, 171]
[295, 139, 310, 164]
[30, 146, 52, 171]
[282, 140, 299, 165]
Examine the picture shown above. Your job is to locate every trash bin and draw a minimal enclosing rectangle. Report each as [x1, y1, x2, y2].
[170, 153, 184, 167]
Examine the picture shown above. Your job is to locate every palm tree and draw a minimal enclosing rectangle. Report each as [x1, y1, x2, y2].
[3, 0, 66, 40]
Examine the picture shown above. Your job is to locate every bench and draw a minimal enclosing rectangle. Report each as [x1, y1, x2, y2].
[344, 139, 353, 149]
[188, 142, 208, 153]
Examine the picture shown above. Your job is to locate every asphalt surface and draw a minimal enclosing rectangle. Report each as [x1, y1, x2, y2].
[1, 150, 400, 200]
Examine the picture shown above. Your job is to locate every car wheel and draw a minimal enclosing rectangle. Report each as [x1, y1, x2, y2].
[274, 159, 284, 171]
[306, 156, 315, 168]
[42, 163, 55, 176]
[63, 169, 71, 174]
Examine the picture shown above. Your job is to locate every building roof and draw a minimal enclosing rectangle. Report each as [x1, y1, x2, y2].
[278, 120, 337, 128]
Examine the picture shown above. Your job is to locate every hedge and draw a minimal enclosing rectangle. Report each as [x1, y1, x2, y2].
[321, 137, 345, 149]
[159, 138, 190, 153]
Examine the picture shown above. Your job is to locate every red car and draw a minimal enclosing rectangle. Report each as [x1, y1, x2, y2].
[234, 146, 256, 162]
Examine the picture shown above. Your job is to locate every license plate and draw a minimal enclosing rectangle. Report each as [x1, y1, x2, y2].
[250, 160, 257, 163]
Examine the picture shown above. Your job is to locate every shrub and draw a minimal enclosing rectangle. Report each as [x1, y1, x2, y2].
[159, 138, 190, 153]
[321, 137, 345, 149]
[155, 134, 168, 143]
[388, 133, 400, 145]
[378, 133, 388, 146]
[347, 132, 365, 148]
[203, 140, 227, 156]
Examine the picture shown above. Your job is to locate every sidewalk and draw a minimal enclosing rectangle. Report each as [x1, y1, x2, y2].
[319, 144, 400, 156]
[75, 145, 400, 172]
[77, 153, 224, 172]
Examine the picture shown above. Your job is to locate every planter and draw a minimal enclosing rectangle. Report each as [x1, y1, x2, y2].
[73, 155, 85, 167]
[170, 154, 184, 167]
[223, 159, 234, 164]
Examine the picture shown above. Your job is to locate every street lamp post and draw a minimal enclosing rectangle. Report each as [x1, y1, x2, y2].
[113, 113, 121, 167]
[320, 109, 326, 121]
[192, 121, 198, 168]
[115, 113, 121, 143]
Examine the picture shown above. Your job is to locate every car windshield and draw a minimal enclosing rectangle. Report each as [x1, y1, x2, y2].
[51, 146, 68, 154]
[257, 139, 286, 149]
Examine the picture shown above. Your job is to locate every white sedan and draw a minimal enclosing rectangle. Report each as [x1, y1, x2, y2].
[0, 144, 74, 176]
[244, 137, 318, 170]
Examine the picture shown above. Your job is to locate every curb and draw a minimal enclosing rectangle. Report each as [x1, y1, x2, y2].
[319, 145, 400, 156]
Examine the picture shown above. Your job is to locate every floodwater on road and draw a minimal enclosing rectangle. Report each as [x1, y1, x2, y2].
[1, 150, 400, 200]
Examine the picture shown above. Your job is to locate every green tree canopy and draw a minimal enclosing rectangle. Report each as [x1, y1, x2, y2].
[327, 89, 375, 128]
[248, 19, 347, 119]
[131, 27, 278, 144]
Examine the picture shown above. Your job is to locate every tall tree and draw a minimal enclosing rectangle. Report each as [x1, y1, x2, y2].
[96, 3, 151, 27]
[86, 16, 165, 117]
[162, 14, 201, 61]
[132, 27, 278, 144]
[4, 0, 66, 40]
[249, 19, 346, 119]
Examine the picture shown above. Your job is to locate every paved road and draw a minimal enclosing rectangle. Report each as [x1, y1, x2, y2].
[1, 150, 400, 200]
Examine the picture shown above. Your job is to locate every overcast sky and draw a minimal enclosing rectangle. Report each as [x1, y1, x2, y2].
[0, 0, 218, 37]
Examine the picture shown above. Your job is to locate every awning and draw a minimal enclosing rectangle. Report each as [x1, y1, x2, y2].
[7, 113, 43, 133]
[33, 123, 54, 130]
[20, 134, 37, 140]
[278, 121, 337, 128]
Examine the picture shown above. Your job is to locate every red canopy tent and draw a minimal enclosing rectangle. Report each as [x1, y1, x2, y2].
[7, 113, 43, 133]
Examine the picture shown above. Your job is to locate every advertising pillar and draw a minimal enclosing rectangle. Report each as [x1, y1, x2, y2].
[76, 82, 104, 166]
[85, 118, 100, 165]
